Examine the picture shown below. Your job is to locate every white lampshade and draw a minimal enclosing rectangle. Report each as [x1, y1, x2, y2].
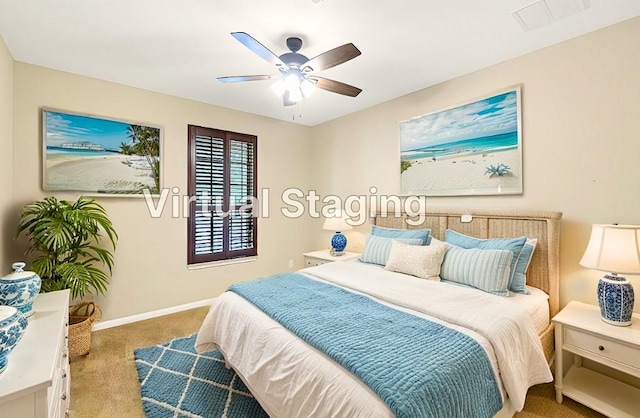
[322, 215, 353, 232]
[288, 87, 303, 103]
[580, 224, 640, 274]
[284, 73, 301, 91]
[300, 78, 316, 97]
[270, 79, 286, 97]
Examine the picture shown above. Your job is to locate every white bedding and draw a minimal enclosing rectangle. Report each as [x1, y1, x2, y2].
[195, 261, 553, 417]
[515, 285, 550, 334]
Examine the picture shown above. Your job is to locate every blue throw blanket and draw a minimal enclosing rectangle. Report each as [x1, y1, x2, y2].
[229, 273, 502, 418]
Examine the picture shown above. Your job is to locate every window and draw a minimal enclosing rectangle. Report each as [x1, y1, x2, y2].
[187, 125, 257, 264]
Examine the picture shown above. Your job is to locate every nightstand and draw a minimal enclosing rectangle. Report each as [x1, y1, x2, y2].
[553, 301, 640, 418]
[303, 250, 361, 267]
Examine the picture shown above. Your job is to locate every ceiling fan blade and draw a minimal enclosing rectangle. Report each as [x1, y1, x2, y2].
[302, 43, 361, 73]
[231, 32, 288, 70]
[217, 75, 279, 83]
[283, 91, 296, 107]
[309, 76, 362, 97]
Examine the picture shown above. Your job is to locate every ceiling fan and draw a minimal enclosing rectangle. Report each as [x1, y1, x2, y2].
[218, 32, 362, 106]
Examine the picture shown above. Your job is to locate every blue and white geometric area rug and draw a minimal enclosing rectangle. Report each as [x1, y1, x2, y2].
[134, 334, 268, 418]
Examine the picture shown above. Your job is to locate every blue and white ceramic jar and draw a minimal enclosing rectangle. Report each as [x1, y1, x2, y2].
[598, 274, 635, 326]
[0, 305, 28, 373]
[331, 232, 348, 254]
[0, 262, 41, 318]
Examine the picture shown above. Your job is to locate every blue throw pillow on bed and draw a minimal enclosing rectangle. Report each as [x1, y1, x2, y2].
[510, 238, 538, 295]
[360, 235, 423, 265]
[371, 225, 431, 245]
[444, 230, 527, 293]
[440, 246, 514, 296]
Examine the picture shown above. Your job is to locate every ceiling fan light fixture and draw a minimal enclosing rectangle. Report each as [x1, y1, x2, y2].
[220, 32, 362, 106]
[288, 87, 303, 103]
[284, 72, 302, 91]
[300, 78, 316, 97]
[270, 79, 286, 97]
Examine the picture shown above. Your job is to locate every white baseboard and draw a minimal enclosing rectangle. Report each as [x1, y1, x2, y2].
[92, 298, 216, 331]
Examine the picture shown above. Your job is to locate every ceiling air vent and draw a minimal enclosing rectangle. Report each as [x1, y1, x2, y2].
[513, 0, 591, 31]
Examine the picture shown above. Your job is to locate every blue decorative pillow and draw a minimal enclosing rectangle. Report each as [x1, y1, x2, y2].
[444, 230, 527, 293]
[511, 238, 538, 295]
[360, 235, 423, 265]
[371, 225, 431, 245]
[440, 246, 513, 296]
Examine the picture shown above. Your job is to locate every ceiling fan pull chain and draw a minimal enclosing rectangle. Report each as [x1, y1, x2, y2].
[291, 101, 303, 121]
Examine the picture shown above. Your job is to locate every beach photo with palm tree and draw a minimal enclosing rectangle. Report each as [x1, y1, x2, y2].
[43, 109, 162, 195]
[121, 125, 161, 193]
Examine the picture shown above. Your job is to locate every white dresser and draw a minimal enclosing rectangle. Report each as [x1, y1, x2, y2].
[0, 290, 71, 418]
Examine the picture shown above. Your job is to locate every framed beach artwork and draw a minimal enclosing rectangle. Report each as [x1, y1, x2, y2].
[400, 86, 522, 196]
[42, 108, 162, 196]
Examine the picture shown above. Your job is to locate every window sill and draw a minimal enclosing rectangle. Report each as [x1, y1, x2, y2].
[187, 256, 257, 270]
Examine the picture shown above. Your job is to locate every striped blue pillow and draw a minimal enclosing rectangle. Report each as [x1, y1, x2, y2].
[444, 230, 527, 294]
[440, 246, 513, 296]
[360, 235, 423, 265]
[371, 225, 431, 245]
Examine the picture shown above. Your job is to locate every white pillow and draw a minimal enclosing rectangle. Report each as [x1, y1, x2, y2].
[384, 240, 448, 280]
[429, 237, 445, 246]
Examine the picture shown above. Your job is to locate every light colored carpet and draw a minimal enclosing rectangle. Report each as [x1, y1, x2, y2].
[69, 307, 209, 418]
[69, 307, 605, 418]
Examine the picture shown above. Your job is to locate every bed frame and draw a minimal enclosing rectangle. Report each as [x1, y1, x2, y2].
[373, 208, 562, 362]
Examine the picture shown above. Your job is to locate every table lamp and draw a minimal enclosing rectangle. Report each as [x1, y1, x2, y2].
[579, 224, 640, 326]
[322, 214, 353, 256]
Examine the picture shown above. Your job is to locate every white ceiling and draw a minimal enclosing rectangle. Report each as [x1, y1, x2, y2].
[1, 0, 639, 126]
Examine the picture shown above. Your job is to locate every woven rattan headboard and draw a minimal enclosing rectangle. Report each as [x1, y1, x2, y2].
[373, 208, 562, 317]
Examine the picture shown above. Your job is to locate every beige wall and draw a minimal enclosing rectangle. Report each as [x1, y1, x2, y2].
[6, 16, 640, 321]
[0, 36, 13, 270]
[311, 17, 640, 311]
[12, 63, 314, 320]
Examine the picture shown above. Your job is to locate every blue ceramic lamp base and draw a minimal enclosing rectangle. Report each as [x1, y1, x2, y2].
[597, 274, 635, 326]
[330, 232, 347, 256]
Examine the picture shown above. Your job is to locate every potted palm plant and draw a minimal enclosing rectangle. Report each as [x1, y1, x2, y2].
[16, 196, 117, 357]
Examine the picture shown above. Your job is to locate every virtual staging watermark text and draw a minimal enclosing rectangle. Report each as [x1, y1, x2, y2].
[143, 187, 428, 226]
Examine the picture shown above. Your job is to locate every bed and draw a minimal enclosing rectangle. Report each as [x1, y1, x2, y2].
[195, 208, 562, 418]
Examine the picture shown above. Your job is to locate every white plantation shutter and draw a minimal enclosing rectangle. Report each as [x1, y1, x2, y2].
[229, 140, 255, 252]
[188, 126, 257, 264]
[193, 134, 224, 257]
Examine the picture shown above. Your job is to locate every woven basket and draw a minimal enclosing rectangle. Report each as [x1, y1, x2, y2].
[68, 302, 101, 358]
